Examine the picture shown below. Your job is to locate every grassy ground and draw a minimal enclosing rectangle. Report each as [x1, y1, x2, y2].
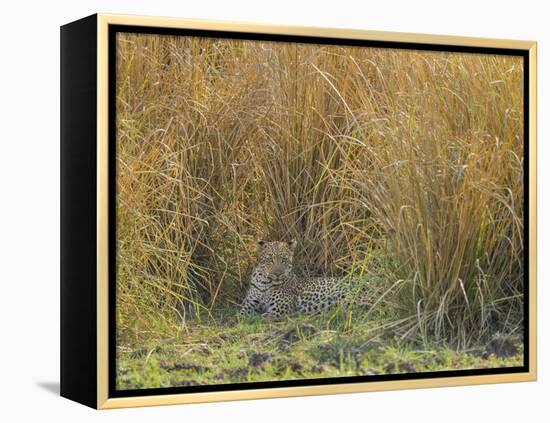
[116, 310, 523, 390]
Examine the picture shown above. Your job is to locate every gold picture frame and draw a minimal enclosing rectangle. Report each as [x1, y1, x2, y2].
[61, 13, 537, 409]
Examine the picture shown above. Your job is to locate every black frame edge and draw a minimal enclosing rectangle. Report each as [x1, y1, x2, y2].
[108, 25, 531, 399]
[60, 13, 98, 409]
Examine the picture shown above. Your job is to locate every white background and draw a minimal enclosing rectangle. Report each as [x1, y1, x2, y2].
[0, 0, 546, 421]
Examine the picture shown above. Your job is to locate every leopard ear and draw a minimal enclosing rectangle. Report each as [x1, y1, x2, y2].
[256, 239, 266, 248]
[287, 239, 297, 249]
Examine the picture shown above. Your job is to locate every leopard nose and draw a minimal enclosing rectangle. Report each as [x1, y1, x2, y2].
[271, 264, 286, 276]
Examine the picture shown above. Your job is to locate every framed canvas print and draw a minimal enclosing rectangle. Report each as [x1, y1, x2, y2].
[60, 13, 537, 409]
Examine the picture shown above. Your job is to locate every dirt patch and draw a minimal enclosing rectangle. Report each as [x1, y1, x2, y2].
[484, 337, 520, 359]
[359, 367, 381, 376]
[248, 351, 271, 368]
[310, 364, 336, 374]
[271, 357, 304, 375]
[160, 362, 210, 373]
[226, 367, 249, 380]
[383, 361, 417, 374]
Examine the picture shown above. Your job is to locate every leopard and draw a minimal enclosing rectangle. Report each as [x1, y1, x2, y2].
[239, 240, 354, 318]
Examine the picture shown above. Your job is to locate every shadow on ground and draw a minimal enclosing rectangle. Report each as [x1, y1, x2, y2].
[36, 381, 59, 396]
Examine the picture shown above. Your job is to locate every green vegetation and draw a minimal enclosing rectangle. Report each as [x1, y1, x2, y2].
[116, 309, 523, 390]
[115, 33, 524, 389]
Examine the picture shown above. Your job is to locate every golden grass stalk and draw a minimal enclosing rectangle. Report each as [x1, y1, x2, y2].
[115, 33, 524, 347]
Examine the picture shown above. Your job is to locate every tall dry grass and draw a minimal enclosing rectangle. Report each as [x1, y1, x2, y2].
[115, 33, 524, 347]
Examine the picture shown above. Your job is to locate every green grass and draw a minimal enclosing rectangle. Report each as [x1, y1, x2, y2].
[116, 308, 523, 390]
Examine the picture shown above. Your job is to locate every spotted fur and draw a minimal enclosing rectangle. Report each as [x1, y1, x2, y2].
[239, 240, 353, 318]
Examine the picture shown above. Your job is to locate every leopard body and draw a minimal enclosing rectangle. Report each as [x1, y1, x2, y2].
[239, 240, 352, 318]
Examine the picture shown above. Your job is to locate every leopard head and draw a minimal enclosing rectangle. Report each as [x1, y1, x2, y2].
[252, 240, 297, 288]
